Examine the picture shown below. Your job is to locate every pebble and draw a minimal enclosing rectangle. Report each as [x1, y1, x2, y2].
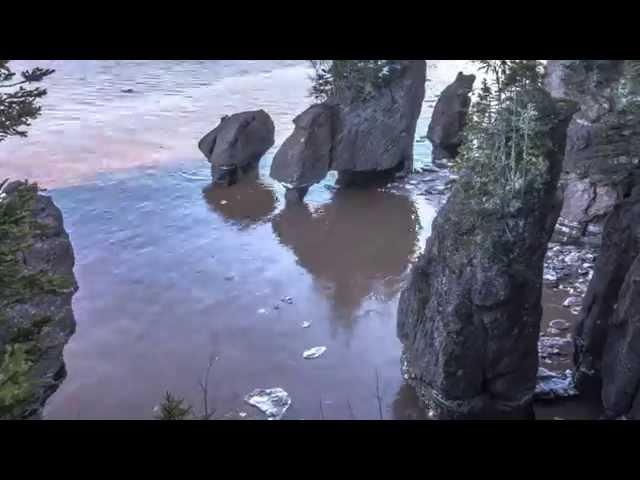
[281, 296, 293, 304]
[550, 319, 571, 331]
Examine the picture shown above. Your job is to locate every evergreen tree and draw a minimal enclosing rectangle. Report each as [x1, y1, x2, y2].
[0, 60, 54, 143]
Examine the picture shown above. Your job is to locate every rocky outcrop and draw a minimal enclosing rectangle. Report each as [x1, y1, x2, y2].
[546, 60, 640, 245]
[0, 181, 78, 419]
[600, 252, 640, 418]
[198, 110, 275, 186]
[269, 104, 334, 203]
[330, 60, 426, 184]
[426, 72, 475, 168]
[396, 96, 576, 419]
[574, 182, 640, 393]
[269, 61, 426, 197]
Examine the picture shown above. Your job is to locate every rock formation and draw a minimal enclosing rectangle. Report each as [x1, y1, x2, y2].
[198, 110, 275, 186]
[0, 181, 78, 419]
[269, 61, 426, 200]
[574, 180, 640, 395]
[396, 95, 577, 419]
[600, 251, 640, 418]
[546, 60, 640, 246]
[269, 104, 334, 203]
[426, 72, 476, 168]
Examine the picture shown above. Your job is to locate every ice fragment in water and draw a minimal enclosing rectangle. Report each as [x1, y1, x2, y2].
[244, 388, 291, 420]
[281, 296, 294, 304]
[303, 346, 327, 359]
[301, 321, 311, 328]
[257, 308, 267, 314]
[535, 367, 578, 400]
[220, 200, 228, 205]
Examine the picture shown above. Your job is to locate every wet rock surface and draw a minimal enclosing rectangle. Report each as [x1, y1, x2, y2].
[426, 72, 475, 167]
[600, 253, 640, 418]
[270, 104, 334, 201]
[198, 110, 275, 186]
[0, 181, 78, 419]
[396, 96, 576, 419]
[574, 186, 640, 390]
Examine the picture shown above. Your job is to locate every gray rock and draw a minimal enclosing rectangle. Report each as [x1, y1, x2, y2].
[547, 60, 640, 245]
[198, 110, 275, 185]
[426, 72, 476, 167]
[331, 61, 426, 182]
[574, 186, 640, 391]
[601, 253, 640, 418]
[270, 104, 334, 195]
[396, 95, 576, 419]
[535, 367, 578, 400]
[0, 182, 78, 419]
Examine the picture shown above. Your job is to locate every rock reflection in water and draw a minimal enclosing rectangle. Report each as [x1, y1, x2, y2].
[202, 169, 277, 228]
[272, 188, 419, 330]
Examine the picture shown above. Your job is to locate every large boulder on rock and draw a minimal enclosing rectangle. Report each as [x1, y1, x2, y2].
[426, 72, 476, 168]
[0, 181, 78, 419]
[330, 60, 426, 185]
[574, 181, 640, 392]
[600, 252, 640, 418]
[396, 96, 576, 419]
[198, 110, 275, 186]
[546, 60, 640, 245]
[270, 104, 334, 202]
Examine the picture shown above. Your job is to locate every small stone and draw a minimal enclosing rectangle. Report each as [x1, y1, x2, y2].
[273, 304, 281, 310]
[281, 296, 293, 304]
[224, 275, 235, 281]
[563, 296, 582, 308]
[121, 87, 135, 93]
[550, 319, 571, 331]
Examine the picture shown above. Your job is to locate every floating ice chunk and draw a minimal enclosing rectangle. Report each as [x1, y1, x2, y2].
[303, 346, 326, 359]
[220, 200, 228, 205]
[281, 296, 293, 304]
[535, 367, 578, 400]
[244, 388, 291, 420]
[257, 308, 267, 315]
[238, 411, 247, 418]
[301, 321, 312, 328]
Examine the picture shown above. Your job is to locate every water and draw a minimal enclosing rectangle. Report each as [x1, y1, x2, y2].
[2, 60, 591, 419]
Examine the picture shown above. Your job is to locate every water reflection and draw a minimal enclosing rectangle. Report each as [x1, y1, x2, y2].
[202, 169, 277, 228]
[272, 188, 419, 329]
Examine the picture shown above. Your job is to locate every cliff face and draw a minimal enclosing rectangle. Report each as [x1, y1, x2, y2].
[545, 60, 640, 246]
[0, 181, 77, 419]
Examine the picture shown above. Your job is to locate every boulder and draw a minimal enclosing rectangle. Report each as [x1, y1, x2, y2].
[426, 72, 476, 167]
[330, 60, 426, 184]
[600, 252, 640, 418]
[574, 183, 640, 391]
[270, 104, 334, 202]
[198, 110, 275, 185]
[0, 181, 78, 419]
[396, 96, 576, 419]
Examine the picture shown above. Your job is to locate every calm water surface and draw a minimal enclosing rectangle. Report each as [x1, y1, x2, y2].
[2, 60, 586, 419]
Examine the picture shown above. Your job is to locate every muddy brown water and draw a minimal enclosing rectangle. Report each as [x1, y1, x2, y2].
[1, 60, 601, 419]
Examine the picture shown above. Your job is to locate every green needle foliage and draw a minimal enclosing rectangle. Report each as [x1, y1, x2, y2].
[308, 60, 402, 103]
[454, 60, 551, 218]
[0, 60, 54, 143]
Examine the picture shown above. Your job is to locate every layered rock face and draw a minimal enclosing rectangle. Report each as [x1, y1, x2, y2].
[574, 181, 640, 396]
[270, 61, 426, 199]
[198, 110, 275, 186]
[426, 72, 475, 168]
[396, 97, 576, 419]
[0, 181, 78, 419]
[546, 60, 640, 246]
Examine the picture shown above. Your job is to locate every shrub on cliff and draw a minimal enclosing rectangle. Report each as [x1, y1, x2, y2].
[308, 60, 402, 103]
[454, 61, 551, 220]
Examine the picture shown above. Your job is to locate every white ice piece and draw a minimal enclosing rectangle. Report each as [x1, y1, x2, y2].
[244, 388, 291, 420]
